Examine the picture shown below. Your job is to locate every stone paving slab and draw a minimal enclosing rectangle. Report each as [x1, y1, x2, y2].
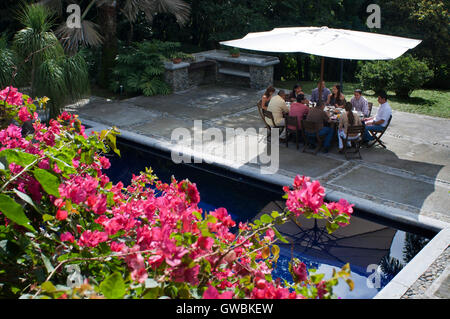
[329, 165, 450, 217]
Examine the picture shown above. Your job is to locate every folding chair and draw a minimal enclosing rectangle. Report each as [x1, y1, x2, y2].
[367, 115, 392, 149]
[285, 115, 300, 149]
[262, 109, 285, 141]
[342, 125, 365, 159]
[301, 120, 324, 155]
[368, 102, 373, 117]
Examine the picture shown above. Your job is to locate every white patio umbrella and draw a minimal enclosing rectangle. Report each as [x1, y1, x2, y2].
[220, 26, 422, 102]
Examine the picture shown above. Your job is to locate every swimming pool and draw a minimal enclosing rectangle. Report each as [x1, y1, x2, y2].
[106, 138, 435, 299]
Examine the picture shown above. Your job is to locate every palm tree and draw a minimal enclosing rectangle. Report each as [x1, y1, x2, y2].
[13, 4, 89, 119]
[41, 0, 190, 87]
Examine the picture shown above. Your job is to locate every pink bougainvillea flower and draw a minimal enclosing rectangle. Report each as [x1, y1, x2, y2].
[291, 261, 308, 283]
[60, 232, 75, 243]
[77, 230, 108, 247]
[56, 209, 68, 221]
[203, 285, 234, 299]
[18, 106, 32, 122]
[99, 156, 111, 169]
[0, 86, 23, 106]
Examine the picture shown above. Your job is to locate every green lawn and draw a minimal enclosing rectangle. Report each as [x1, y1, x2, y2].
[275, 80, 450, 118]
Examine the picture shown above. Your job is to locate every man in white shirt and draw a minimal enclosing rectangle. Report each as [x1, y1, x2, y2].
[266, 90, 289, 138]
[362, 91, 392, 142]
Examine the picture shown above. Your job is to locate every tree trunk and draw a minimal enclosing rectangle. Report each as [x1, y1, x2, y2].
[98, 1, 117, 88]
[304, 56, 310, 81]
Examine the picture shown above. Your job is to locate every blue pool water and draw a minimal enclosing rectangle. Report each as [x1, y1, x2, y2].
[106, 139, 434, 299]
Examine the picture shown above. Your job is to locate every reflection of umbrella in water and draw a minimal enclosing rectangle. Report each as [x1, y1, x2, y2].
[254, 200, 396, 276]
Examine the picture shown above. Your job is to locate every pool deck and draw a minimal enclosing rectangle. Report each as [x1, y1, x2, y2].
[69, 84, 450, 299]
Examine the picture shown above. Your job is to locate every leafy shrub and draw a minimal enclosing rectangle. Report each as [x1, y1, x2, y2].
[356, 60, 393, 94]
[110, 40, 188, 96]
[0, 88, 356, 299]
[357, 55, 433, 98]
[388, 56, 433, 98]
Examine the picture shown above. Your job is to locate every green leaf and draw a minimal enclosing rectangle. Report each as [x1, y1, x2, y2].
[0, 194, 35, 232]
[41, 281, 56, 293]
[271, 244, 280, 261]
[13, 189, 41, 213]
[99, 272, 126, 299]
[273, 227, 289, 243]
[260, 214, 273, 224]
[106, 133, 121, 156]
[43, 214, 54, 222]
[33, 168, 60, 197]
[0, 149, 38, 167]
[41, 253, 55, 274]
[310, 273, 325, 284]
[192, 211, 202, 220]
[326, 221, 340, 234]
[271, 211, 280, 218]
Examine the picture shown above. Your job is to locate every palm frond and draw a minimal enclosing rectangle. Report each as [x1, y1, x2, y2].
[62, 52, 90, 101]
[133, 0, 191, 25]
[55, 20, 103, 54]
[16, 3, 55, 33]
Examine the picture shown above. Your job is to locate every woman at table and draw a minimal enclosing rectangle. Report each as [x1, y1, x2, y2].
[327, 84, 346, 108]
[288, 84, 303, 102]
[260, 86, 276, 110]
[338, 102, 362, 152]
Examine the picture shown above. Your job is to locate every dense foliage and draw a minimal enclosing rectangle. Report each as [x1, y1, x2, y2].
[0, 88, 356, 299]
[357, 55, 433, 97]
[110, 40, 189, 96]
[2, 4, 90, 119]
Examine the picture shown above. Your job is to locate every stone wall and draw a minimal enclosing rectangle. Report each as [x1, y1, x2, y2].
[163, 50, 279, 92]
[249, 65, 274, 90]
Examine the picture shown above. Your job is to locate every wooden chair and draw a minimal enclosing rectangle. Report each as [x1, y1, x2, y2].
[285, 115, 300, 149]
[261, 109, 285, 141]
[342, 125, 365, 159]
[368, 102, 373, 117]
[301, 120, 324, 155]
[367, 115, 392, 149]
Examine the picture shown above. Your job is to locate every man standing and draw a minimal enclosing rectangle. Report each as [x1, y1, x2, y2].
[362, 90, 392, 142]
[310, 81, 331, 104]
[267, 90, 289, 139]
[350, 89, 369, 117]
[305, 102, 334, 152]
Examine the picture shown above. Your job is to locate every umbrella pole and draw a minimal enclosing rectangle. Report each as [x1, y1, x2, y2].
[319, 57, 324, 104]
[340, 59, 344, 92]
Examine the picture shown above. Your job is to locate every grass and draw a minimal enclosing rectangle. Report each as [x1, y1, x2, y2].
[275, 80, 450, 118]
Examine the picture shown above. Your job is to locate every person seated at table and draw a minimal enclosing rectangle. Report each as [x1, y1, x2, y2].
[260, 85, 276, 110]
[288, 83, 308, 103]
[350, 89, 370, 117]
[338, 102, 362, 152]
[362, 90, 392, 142]
[266, 90, 289, 139]
[310, 81, 331, 104]
[327, 84, 346, 108]
[288, 94, 309, 131]
[305, 102, 334, 153]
